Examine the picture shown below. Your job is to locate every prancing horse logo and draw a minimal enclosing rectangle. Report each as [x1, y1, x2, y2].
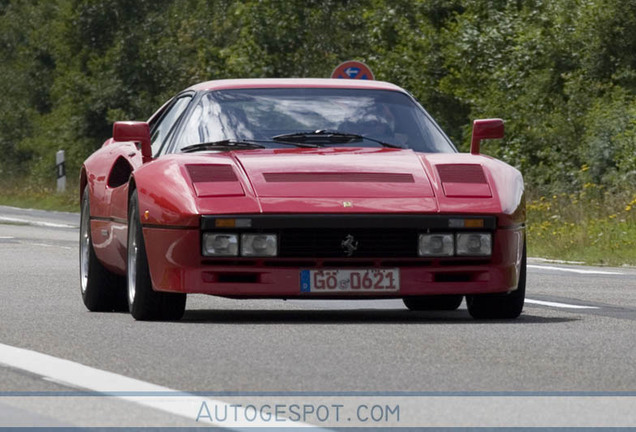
[341, 234, 359, 257]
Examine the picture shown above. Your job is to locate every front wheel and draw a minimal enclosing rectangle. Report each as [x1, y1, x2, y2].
[127, 191, 186, 321]
[403, 295, 463, 311]
[466, 244, 526, 320]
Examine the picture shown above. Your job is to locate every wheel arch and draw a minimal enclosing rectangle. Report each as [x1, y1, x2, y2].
[127, 159, 199, 227]
[79, 166, 88, 200]
[127, 176, 138, 208]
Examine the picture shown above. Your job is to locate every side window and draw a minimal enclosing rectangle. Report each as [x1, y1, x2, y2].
[150, 96, 192, 156]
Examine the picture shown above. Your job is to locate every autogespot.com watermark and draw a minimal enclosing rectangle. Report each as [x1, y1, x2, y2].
[196, 400, 400, 425]
[3, 392, 636, 428]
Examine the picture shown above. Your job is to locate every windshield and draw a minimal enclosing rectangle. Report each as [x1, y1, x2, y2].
[173, 87, 456, 153]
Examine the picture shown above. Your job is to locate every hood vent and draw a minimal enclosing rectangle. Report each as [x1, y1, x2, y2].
[186, 164, 244, 197]
[187, 164, 238, 182]
[437, 164, 487, 184]
[436, 164, 491, 197]
[263, 172, 414, 183]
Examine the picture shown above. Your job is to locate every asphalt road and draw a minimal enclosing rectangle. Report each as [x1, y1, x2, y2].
[1, 205, 635, 428]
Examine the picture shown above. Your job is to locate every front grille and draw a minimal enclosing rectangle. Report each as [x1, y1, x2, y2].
[278, 228, 417, 258]
[200, 215, 498, 260]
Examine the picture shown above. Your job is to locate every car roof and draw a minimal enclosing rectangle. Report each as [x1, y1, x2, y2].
[187, 78, 406, 93]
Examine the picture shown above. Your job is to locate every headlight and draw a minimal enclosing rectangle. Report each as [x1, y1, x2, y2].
[202, 233, 238, 256]
[456, 232, 492, 256]
[241, 234, 278, 257]
[418, 233, 454, 257]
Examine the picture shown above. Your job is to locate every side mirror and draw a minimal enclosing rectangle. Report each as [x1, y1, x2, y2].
[470, 118, 504, 155]
[113, 121, 152, 163]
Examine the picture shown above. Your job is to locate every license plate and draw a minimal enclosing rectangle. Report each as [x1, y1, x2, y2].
[300, 269, 399, 293]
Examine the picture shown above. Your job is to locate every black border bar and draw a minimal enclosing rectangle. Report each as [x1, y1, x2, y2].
[201, 214, 497, 230]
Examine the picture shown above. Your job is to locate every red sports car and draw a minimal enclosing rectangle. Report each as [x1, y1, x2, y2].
[80, 78, 525, 321]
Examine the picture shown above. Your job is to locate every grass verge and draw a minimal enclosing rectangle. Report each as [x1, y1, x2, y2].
[527, 184, 636, 266]
[0, 180, 79, 213]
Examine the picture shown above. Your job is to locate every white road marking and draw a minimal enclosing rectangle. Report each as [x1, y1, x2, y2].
[29, 242, 74, 251]
[525, 299, 599, 309]
[530, 257, 585, 265]
[0, 216, 77, 229]
[0, 343, 314, 428]
[528, 264, 623, 275]
[0, 236, 15, 239]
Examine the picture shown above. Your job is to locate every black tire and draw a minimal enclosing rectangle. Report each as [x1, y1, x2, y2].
[403, 295, 463, 311]
[466, 243, 526, 320]
[79, 187, 127, 312]
[127, 191, 186, 321]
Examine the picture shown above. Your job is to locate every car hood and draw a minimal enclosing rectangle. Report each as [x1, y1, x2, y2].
[133, 149, 522, 226]
[233, 148, 434, 198]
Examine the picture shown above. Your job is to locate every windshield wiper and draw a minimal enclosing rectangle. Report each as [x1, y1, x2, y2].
[180, 140, 266, 153]
[273, 130, 361, 144]
[272, 130, 404, 148]
[247, 139, 321, 148]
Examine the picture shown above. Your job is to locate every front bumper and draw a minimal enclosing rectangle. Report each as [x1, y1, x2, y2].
[142, 215, 524, 297]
